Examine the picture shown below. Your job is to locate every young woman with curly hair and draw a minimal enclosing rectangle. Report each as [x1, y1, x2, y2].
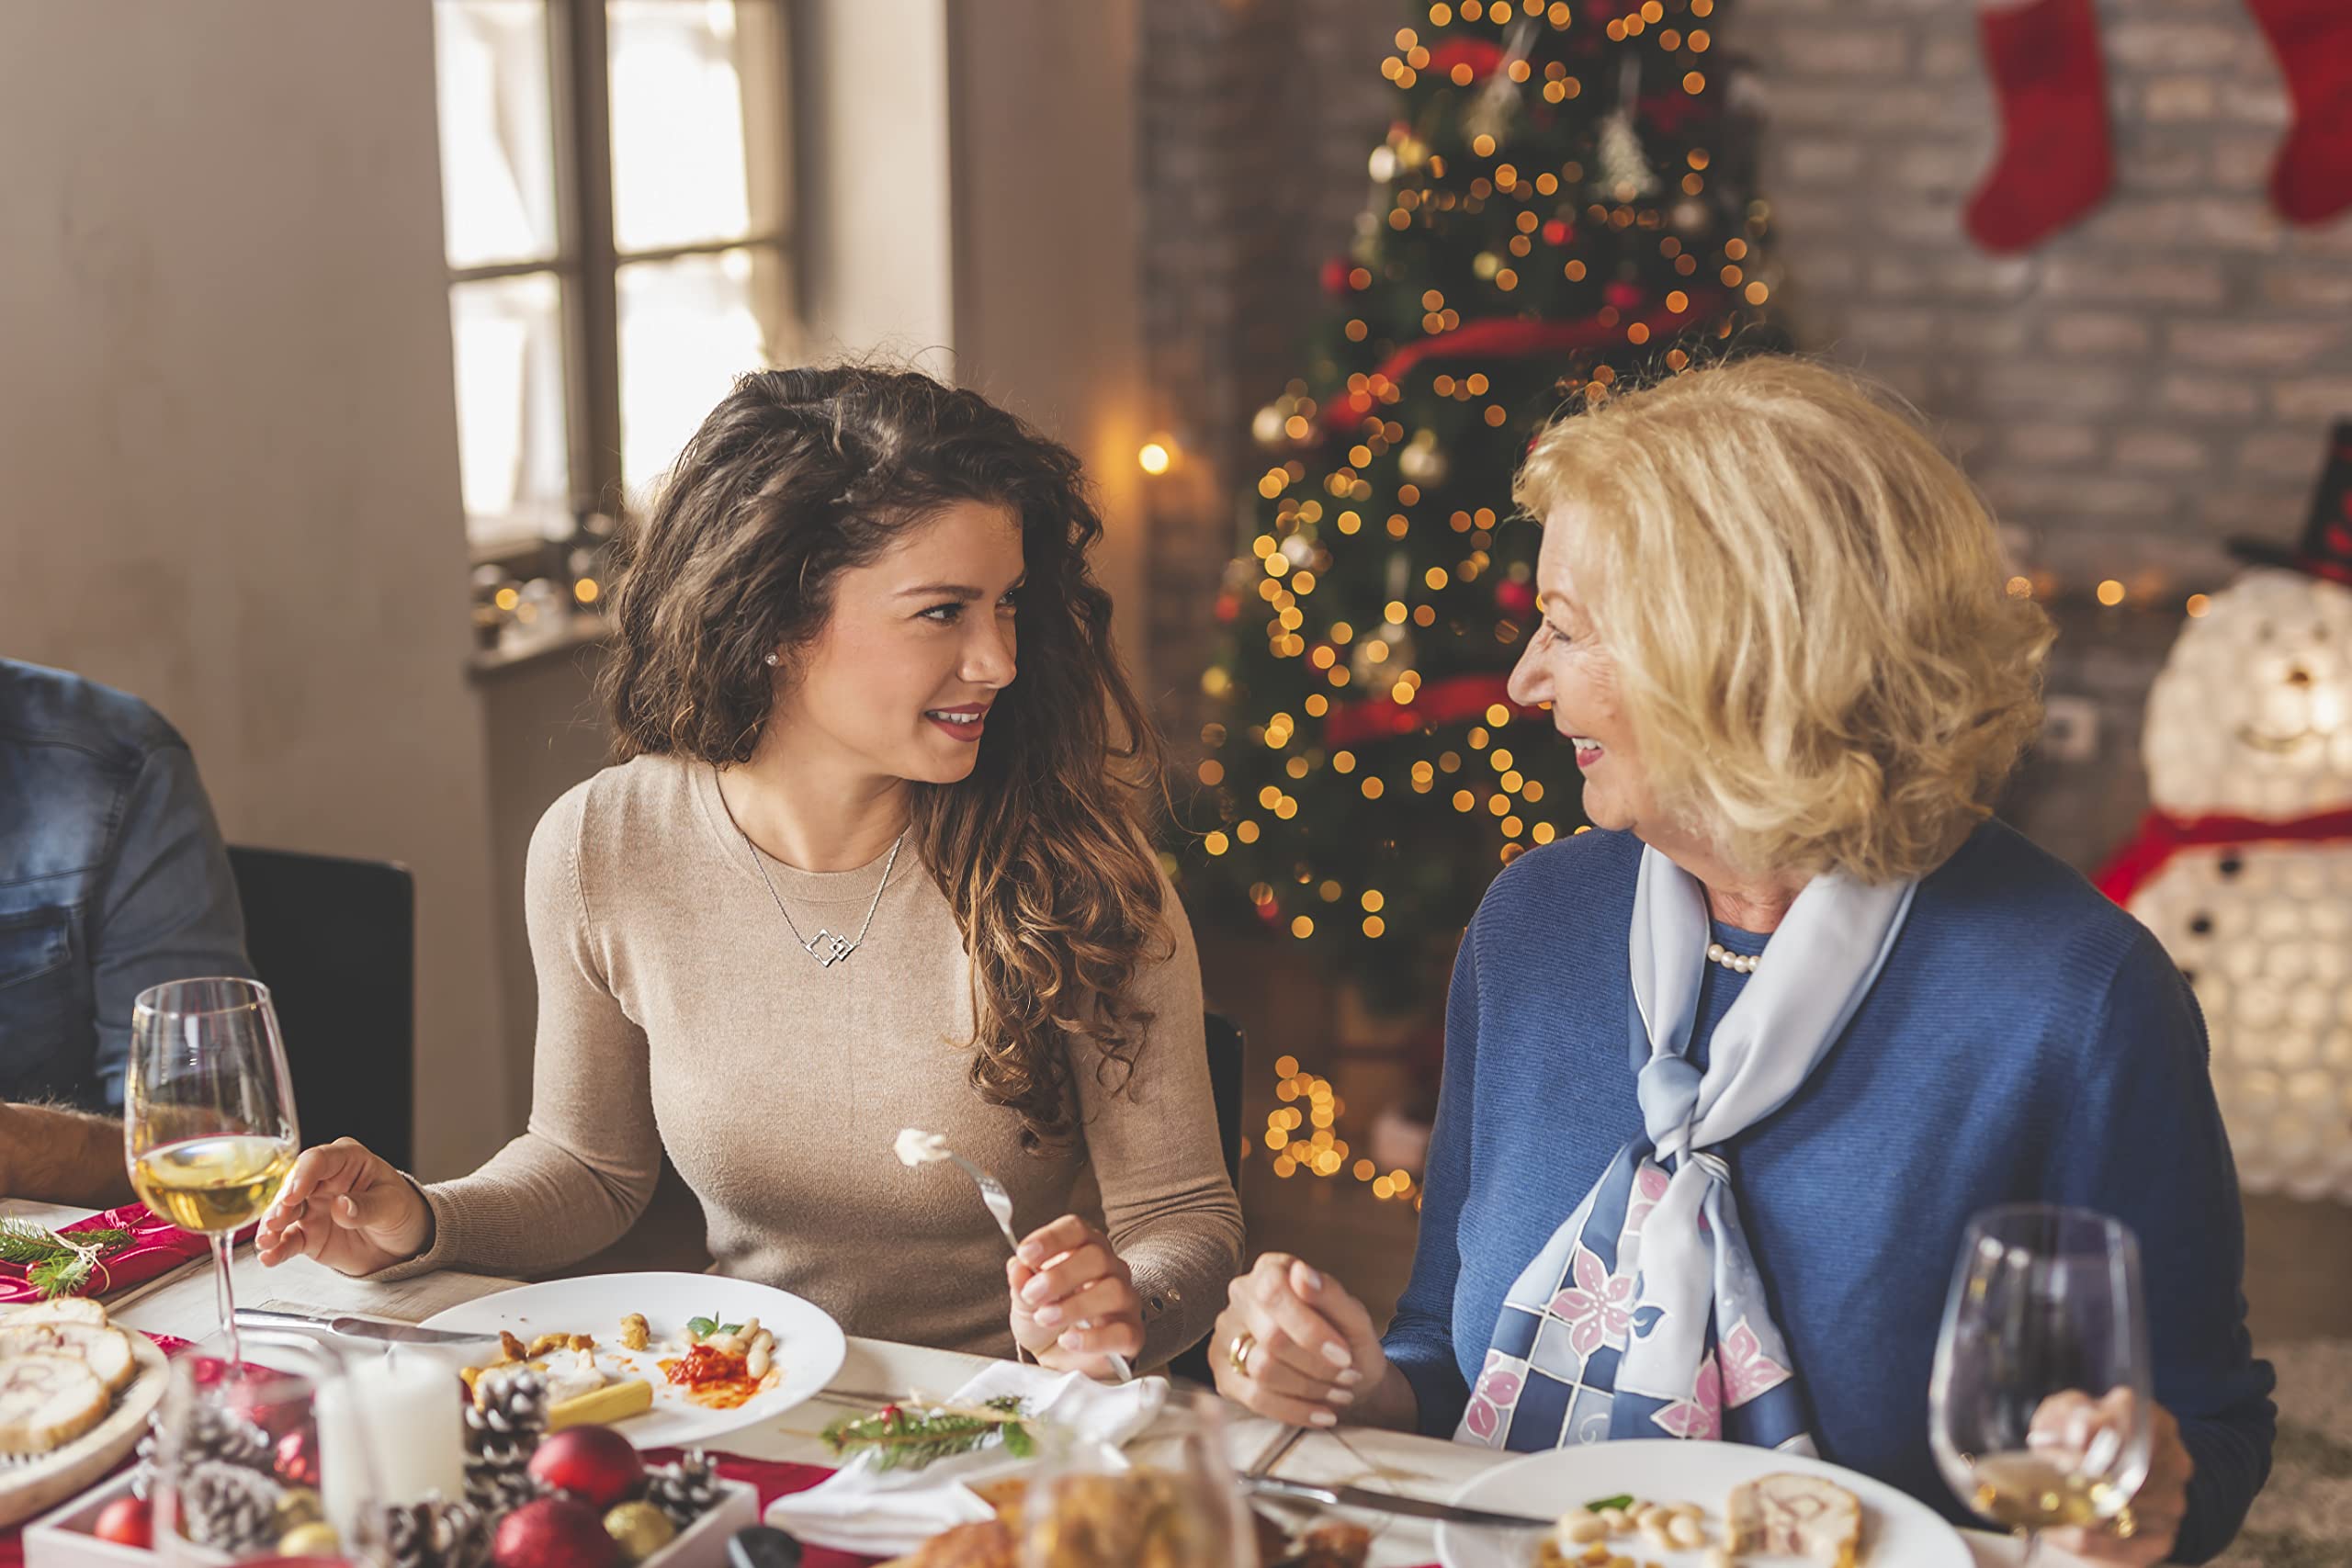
[258, 367, 1242, 1376]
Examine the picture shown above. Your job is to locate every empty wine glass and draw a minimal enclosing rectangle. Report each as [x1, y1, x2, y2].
[127, 978, 300, 1371]
[1928, 1203, 2154, 1564]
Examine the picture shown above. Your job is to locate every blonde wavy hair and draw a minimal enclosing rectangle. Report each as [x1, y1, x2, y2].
[1514, 355, 2053, 884]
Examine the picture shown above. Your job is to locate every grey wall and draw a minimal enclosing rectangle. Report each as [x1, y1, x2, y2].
[0, 0, 513, 1175]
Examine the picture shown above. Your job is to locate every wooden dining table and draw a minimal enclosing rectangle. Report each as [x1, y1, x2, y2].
[7, 1200, 2042, 1568]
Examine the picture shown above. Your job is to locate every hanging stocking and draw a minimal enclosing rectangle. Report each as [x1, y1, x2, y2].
[1963, 0, 2114, 254]
[2244, 0, 2352, 225]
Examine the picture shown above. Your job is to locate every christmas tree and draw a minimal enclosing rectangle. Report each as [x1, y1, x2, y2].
[1184, 0, 1774, 1019]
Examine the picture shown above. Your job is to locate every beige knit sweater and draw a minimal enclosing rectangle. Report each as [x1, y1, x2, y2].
[382, 755, 1243, 1366]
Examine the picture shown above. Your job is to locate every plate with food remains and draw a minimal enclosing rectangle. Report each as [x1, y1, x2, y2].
[0, 1297, 172, 1527]
[418, 1271, 846, 1449]
[1434, 1439, 1970, 1568]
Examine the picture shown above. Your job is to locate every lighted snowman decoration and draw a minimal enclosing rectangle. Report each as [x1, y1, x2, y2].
[2101, 423, 2352, 1201]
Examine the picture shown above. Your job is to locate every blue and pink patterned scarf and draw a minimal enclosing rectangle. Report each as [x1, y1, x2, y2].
[1458, 845, 1915, 1454]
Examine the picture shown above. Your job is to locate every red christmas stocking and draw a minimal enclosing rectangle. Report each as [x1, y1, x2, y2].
[1964, 0, 2114, 254]
[2245, 0, 2352, 225]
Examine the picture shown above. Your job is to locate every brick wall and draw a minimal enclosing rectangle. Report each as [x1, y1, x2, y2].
[1748, 0, 2350, 600]
[1136, 0, 2352, 868]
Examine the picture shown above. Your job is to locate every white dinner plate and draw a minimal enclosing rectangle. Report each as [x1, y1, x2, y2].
[418, 1271, 846, 1449]
[1434, 1439, 1972, 1568]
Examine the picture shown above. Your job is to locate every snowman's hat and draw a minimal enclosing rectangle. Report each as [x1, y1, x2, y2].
[2231, 419, 2352, 589]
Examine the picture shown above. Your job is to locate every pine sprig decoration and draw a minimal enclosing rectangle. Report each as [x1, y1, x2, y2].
[179, 1460, 284, 1552]
[642, 1450, 722, 1529]
[0, 1221, 132, 1298]
[820, 1396, 1034, 1472]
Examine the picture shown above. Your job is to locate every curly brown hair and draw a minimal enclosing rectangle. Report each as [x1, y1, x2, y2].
[597, 365, 1170, 1148]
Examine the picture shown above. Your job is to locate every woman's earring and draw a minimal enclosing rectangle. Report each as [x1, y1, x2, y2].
[763, 652, 781, 667]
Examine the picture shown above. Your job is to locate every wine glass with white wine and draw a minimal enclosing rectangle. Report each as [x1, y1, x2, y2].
[126, 978, 300, 1371]
[1929, 1203, 2154, 1564]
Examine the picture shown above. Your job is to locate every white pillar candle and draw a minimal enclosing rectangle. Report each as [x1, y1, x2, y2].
[314, 1350, 468, 1538]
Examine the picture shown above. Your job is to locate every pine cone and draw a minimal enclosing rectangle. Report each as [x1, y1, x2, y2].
[136, 1404, 274, 1495]
[466, 1368, 548, 1452]
[463, 1367, 548, 1515]
[379, 1494, 488, 1568]
[179, 1460, 285, 1552]
[464, 1459, 548, 1518]
[642, 1450, 722, 1529]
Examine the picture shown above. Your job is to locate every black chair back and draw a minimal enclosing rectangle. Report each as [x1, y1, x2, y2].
[227, 846, 415, 1170]
[1167, 1010, 1245, 1384]
[1203, 1010, 1244, 1189]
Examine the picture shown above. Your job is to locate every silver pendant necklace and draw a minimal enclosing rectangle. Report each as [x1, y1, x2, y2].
[739, 819, 908, 970]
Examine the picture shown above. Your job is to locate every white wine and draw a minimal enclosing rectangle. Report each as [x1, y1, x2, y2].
[1969, 1450, 2126, 1530]
[132, 1135, 295, 1233]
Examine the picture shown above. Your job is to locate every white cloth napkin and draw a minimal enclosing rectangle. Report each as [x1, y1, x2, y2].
[765, 1363, 1168, 1556]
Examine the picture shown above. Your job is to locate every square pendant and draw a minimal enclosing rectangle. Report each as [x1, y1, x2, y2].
[808, 931, 856, 967]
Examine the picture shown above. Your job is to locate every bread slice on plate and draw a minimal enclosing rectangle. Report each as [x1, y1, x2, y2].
[0, 1325, 136, 1395]
[1728, 1472, 1863, 1568]
[0, 1353, 110, 1457]
[0, 1299, 110, 1329]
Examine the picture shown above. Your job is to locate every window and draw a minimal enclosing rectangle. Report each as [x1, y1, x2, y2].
[433, 0, 795, 554]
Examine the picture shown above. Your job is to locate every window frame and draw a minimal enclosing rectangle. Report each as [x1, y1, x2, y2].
[444, 0, 796, 565]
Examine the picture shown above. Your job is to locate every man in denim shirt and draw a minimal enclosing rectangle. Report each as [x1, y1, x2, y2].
[0, 658, 251, 1203]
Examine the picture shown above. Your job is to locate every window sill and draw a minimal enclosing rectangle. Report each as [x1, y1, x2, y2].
[468, 612, 612, 682]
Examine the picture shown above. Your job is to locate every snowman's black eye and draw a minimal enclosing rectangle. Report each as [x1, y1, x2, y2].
[2190, 913, 2213, 936]
[2220, 855, 2245, 878]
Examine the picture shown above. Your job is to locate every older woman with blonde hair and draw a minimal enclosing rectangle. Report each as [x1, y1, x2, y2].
[1212, 356, 2273, 1563]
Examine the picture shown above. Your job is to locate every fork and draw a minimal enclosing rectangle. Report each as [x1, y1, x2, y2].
[934, 1147, 1135, 1384]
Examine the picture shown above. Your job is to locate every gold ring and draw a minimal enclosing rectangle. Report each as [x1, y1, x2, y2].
[2112, 1505, 2137, 1541]
[1227, 1331, 1258, 1379]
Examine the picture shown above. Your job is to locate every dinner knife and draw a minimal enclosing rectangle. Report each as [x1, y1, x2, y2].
[232, 1306, 503, 1347]
[1243, 1473, 1555, 1529]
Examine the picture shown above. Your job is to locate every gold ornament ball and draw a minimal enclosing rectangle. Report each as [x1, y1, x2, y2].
[604, 1502, 677, 1562]
[272, 1488, 324, 1533]
[277, 1521, 341, 1558]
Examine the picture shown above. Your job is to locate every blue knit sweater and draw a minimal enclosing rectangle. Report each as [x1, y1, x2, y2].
[1385, 821, 2274, 1563]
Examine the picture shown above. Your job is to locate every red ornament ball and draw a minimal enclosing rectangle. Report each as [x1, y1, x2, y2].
[96, 1495, 153, 1550]
[1215, 592, 1240, 624]
[1603, 281, 1645, 312]
[274, 1427, 321, 1489]
[1542, 220, 1573, 247]
[1319, 256, 1351, 297]
[1495, 579, 1538, 618]
[493, 1497, 620, 1568]
[526, 1426, 644, 1511]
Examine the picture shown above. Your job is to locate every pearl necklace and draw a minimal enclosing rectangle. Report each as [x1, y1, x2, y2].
[1705, 942, 1760, 976]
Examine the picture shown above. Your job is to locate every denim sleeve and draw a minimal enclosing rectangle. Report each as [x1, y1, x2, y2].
[88, 743, 252, 1109]
[1384, 921, 1480, 1438]
[2053, 932, 2274, 1564]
